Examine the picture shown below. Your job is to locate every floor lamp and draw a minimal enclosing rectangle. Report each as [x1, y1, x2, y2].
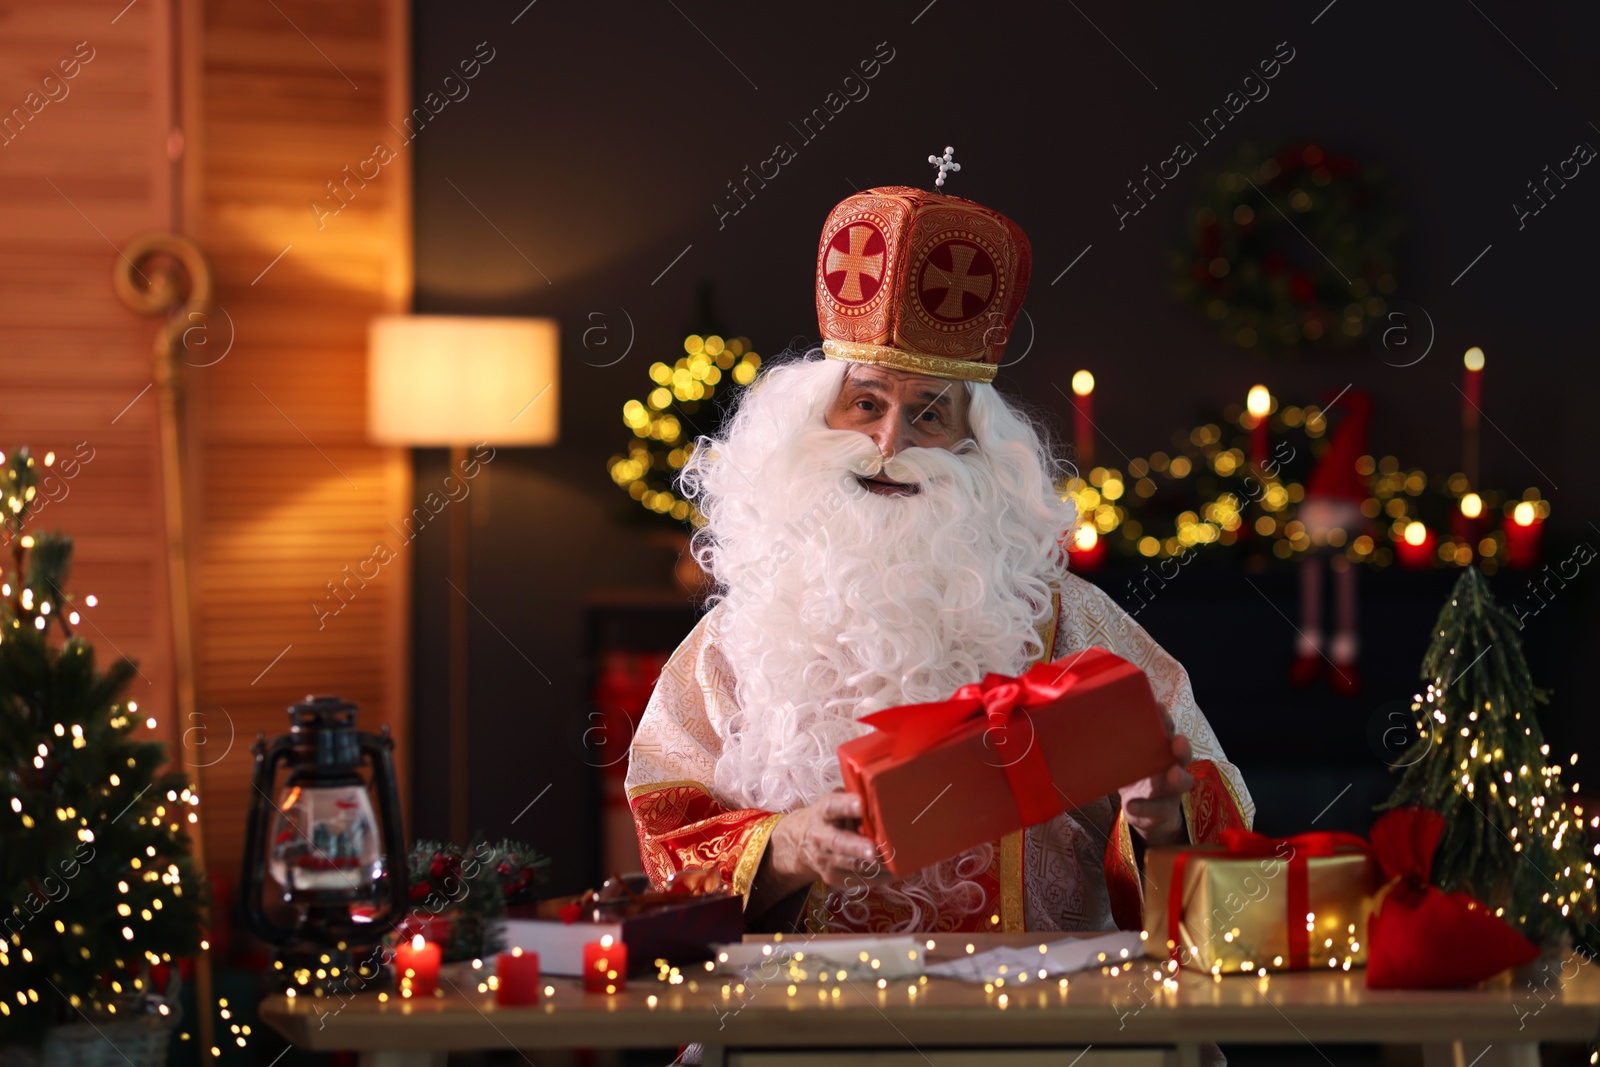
[367, 315, 560, 843]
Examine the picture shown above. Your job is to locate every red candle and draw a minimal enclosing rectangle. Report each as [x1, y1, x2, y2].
[394, 934, 441, 998]
[1462, 347, 1484, 485]
[1462, 347, 1484, 426]
[1452, 493, 1484, 553]
[495, 947, 541, 1006]
[583, 935, 627, 994]
[1503, 503, 1543, 569]
[1066, 524, 1106, 571]
[1246, 385, 1271, 470]
[1395, 522, 1436, 570]
[1070, 370, 1095, 472]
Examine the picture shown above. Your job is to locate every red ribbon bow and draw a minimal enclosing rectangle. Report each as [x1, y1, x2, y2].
[859, 654, 1126, 827]
[1367, 805, 1442, 897]
[1168, 829, 1372, 970]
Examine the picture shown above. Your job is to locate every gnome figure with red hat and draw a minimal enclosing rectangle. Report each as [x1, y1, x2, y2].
[624, 151, 1252, 942]
[1289, 390, 1372, 696]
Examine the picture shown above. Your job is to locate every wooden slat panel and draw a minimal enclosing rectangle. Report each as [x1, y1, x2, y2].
[0, 0, 412, 908]
[0, 0, 177, 779]
[183, 0, 412, 882]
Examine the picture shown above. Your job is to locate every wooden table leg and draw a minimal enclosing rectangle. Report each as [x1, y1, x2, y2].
[358, 1051, 449, 1067]
[1420, 1041, 1539, 1067]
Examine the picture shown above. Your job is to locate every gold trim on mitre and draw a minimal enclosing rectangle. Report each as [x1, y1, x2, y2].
[822, 339, 998, 383]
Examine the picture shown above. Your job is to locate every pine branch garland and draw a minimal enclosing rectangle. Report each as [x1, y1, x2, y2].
[403, 838, 549, 962]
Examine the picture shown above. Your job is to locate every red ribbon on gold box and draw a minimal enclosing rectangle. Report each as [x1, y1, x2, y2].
[1144, 830, 1379, 974]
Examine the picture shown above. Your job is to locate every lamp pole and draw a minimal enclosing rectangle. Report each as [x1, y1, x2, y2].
[366, 314, 560, 846]
[448, 443, 470, 844]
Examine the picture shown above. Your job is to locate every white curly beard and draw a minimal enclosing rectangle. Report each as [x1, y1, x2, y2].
[679, 354, 1076, 931]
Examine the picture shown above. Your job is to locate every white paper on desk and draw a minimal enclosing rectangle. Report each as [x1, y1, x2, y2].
[925, 930, 1147, 984]
[711, 936, 925, 983]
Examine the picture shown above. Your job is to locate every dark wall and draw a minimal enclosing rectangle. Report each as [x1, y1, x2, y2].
[407, 1, 1600, 885]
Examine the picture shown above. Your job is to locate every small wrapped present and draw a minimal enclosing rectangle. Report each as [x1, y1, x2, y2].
[1143, 830, 1379, 974]
[500, 870, 741, 976]
[837, 648, 1173, 877]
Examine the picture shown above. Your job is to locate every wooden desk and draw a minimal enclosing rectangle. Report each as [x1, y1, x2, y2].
[259, 938, 1600, 1067]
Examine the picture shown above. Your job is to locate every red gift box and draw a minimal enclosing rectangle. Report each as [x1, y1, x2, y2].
[500, 878, 742, 976]
[837, 648, 1174, 877]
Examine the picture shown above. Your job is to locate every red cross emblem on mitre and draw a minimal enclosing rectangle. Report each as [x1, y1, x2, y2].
[816, 185, 1032, 383]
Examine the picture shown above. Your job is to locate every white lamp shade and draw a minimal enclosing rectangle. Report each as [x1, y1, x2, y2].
[367, 314, 560, 446]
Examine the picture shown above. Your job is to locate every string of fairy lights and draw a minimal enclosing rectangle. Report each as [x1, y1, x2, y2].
[1408, 677, 1598, 928]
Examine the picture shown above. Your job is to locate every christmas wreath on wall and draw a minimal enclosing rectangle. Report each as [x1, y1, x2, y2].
[1172, 142, 1403, 352]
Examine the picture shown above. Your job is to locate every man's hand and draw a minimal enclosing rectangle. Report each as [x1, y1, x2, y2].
[1119, 716, 1194, 847]
[763, 791, 897, 896]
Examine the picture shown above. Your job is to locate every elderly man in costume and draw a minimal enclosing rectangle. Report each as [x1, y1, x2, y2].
[626, 169, 1252, 935]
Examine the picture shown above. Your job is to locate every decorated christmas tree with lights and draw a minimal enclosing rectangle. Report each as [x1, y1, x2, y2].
[1381, 565, 1596, 949]
[0, 447, 203, 1045]
[607, 332, 761, 523]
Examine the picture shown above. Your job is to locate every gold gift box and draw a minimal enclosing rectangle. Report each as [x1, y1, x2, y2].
[1142, 842, 1379, 974]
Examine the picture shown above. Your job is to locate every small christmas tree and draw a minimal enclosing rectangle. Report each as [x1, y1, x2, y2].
[1382, 565, 1596, 948]
[0, 447, 203, 1045]
[607, 332, 761, 524]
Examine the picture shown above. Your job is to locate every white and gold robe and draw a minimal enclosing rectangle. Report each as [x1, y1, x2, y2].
[625, 571, 1253, 933]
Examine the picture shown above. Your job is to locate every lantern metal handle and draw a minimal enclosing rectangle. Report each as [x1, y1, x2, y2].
[240, 732, 299, 947]
[358, 726, 410, 933]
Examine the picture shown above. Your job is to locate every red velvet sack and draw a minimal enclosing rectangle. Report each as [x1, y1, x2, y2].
[1365, 807, 1540, 989]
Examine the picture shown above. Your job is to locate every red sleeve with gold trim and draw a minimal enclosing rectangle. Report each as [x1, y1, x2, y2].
[1102, 759, 1252, 930]
[1183, 758, 1251, 843]
[624, 609, 786, 903]
[1104, 810, 1143, 931]
[629, 781, 782, 899]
